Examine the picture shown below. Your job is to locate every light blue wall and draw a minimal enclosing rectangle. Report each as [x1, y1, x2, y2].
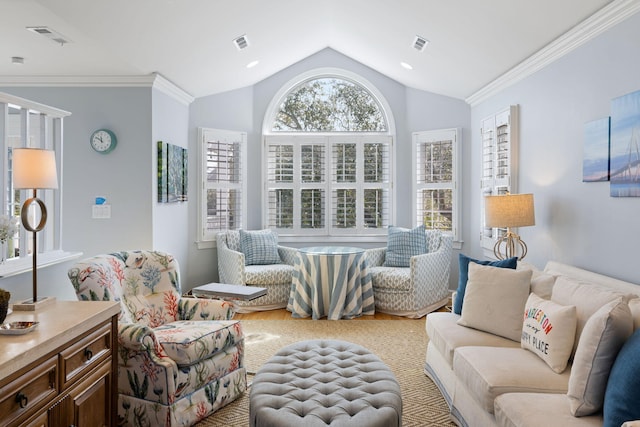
[469, 12, 640, 284]
[0, 87, 154, 301]
[189, 48, 470, 288]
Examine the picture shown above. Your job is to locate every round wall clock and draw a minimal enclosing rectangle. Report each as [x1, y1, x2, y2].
[90, 129, 117, 154]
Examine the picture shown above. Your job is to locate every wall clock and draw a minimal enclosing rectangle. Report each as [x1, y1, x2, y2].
[90, 129, 117, 154]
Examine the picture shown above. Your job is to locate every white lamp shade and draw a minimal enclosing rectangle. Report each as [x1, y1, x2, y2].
[485, 193, 535, 228]
[13, 148, 58, 189]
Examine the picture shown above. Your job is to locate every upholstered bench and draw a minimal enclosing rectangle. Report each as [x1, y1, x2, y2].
[249, 339, 402, 427]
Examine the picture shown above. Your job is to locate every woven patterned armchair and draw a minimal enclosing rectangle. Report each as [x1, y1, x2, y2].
[216, 230, 297, 312]
[68, 250, 246, 427]
[365, 230, 452, 318]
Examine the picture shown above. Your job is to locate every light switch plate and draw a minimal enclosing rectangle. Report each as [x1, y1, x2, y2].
[92, 204, 111, 219]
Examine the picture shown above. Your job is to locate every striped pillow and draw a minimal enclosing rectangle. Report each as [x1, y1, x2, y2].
[384, 225, 427, 267]
[240, 229, 281, 265]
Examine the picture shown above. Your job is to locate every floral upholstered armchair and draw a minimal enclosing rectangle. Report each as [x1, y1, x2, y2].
[365, 229, 452, 318]
[68, 250, 246, 427]
[217, 230, 297, 312]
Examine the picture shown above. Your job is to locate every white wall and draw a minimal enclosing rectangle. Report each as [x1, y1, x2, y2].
[468, 12, 640, 284]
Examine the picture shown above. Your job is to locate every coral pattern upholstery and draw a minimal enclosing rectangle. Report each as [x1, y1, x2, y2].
[68, 250, 246, 426]
[217, 231, 297, 312]
[365, 230, 452, 318]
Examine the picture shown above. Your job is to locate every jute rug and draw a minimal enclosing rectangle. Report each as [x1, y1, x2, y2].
[196, 319, 455, 427]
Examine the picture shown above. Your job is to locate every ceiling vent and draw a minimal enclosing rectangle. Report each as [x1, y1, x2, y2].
[412, 35, 429, 52]
[233, 34, 249, 51]
[26, 26, 72, 46]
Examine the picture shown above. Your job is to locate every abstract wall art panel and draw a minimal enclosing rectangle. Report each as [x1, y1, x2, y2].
[610, 90, 640, 197]
[583, 117, 610, 182]
[158, 141, 188, 203]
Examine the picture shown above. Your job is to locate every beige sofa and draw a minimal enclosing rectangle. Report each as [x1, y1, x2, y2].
[425, 261, 640, 427]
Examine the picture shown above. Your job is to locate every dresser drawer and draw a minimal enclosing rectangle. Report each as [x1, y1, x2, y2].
[0, 355, 58, 427]
[60, 322, 112, 389]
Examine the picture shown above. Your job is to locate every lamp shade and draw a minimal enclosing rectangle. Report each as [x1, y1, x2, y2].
[13, 148, 58, 189]
[485, 193, 535, 228]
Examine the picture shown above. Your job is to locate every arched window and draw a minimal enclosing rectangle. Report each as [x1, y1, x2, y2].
[263, 69, 395, 238]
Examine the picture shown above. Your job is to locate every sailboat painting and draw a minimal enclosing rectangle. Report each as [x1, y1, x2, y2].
[583, 117, 610, 182]
[610, 90, 640, 197]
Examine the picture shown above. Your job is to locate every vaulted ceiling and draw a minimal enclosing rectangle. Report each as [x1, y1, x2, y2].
[0, 0, 617, 100]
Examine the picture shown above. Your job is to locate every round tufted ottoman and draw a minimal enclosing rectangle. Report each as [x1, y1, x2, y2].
[249, 339, 402, 427]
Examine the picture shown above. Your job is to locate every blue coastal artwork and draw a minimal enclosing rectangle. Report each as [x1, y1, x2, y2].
[583, 117, 610, 182]
[610, 90, 640, 197]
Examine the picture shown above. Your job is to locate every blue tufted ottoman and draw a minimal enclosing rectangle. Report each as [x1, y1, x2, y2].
[249, 339, 402, 426]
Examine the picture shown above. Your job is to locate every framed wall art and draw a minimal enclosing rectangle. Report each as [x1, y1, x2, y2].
[610, 90, 640, 197]
[158, 140, 188, 203]
[582, 117, 610, 182]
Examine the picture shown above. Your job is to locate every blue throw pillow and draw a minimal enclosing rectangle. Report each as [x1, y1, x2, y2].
[384, 225, 427, 267]
[603, 328, 640, 427]
[452, 254, 518, 315]
[239, 229, 281, 266]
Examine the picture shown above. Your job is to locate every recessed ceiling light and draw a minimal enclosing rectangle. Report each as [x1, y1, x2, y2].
[11, 56, 24, 65]
[400, 62, 413, 70]
[246, 60, 259, 69]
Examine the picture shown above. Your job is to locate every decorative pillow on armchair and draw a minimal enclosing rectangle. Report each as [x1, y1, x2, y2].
[383, 225, 427, 267]
[240, 229, 282, 265]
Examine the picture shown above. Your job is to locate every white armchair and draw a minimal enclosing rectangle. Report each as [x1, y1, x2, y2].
[216, 230, 297, 312]
[365, 230, 452, 318]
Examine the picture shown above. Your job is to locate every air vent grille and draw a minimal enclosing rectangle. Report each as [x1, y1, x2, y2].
[26, 26, 71, 45]
[413, 35, 429, 52]
[234, 35, 249, 50]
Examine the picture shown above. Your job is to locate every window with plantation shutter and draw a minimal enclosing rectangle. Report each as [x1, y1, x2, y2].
[198, 128, 246, 243]
[413, 128, 461, 243]
[265, 135, 392, 236]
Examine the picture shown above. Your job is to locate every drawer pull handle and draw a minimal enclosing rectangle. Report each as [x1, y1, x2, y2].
[15, 392, 28, 408]
[84, 348, 93, 361]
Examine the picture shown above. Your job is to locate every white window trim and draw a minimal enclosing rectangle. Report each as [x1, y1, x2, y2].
[263, 135, 393, 239]
[412, 128, 463, 249]
[196, 127, 247, 249]
[0, 92, 79, 277]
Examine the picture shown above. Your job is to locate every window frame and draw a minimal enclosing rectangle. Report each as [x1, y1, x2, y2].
[0, 92, 76, 277]
[412, 128, 462, 246]
[196, 127, 247, 248]
[262, 69, 396, 241]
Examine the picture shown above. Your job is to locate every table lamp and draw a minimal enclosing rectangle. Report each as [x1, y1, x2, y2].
[12, 148, 58, 310]
[484, 193, 535, 260]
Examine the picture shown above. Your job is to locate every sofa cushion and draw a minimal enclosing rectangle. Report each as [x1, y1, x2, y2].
[551, 276, 634, 355]
[425, 312, 520, 367]
[154, 320, 243, 367]
[453, 254, 518, 315]
[383, 225, 427, 267]
[521, 293, 577, 373]
[568, 298, 633, 416]
[245, 263, 295, 286]
[240, 229, 281, 265]
[603, 328, 640, 426]
[629, 298, 640, 330]
[495, 393, 603, 427]
[453, 346, 571, 414]
[369, 266, 411, 292]
[457, 263, 532, 342]
[517, 262, 557, 299]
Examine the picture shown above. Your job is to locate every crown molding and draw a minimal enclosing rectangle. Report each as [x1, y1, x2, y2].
[466, 0, 640, 107]
[0, 73, 194, 105]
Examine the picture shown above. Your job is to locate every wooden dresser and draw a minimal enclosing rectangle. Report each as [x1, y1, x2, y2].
[0, 300, 119, 427]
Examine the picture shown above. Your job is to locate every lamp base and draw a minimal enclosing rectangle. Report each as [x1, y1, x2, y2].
[12, 296, 56, 311]
[493, 229, 528, 261]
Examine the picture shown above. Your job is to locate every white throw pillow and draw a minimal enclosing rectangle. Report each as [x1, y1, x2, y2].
[457, 263, 532, 342]
[568, 298, 633, 416]
[521, 293, 577, 373]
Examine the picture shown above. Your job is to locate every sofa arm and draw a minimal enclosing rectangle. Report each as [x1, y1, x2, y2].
[217, 234, 246, 285]
[364, 247, 386, 267]
[178, 297, 236, 320]
[118, 323, 162, 353]
[278, 245, 299, 266]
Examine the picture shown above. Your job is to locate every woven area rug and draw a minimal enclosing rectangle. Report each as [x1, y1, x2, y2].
[196, 319, 455, 427]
